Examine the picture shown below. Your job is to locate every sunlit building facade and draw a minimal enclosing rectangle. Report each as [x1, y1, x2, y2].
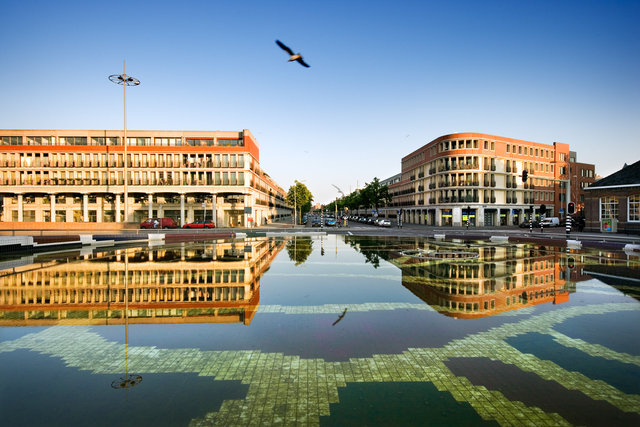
[388, 132, 595, 227]
[0, 129, 290, 228]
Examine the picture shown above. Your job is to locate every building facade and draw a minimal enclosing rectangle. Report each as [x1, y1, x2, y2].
[388, 132, 594, 227]
[0, 129, 290, 228]
[584, 160, 640, 234]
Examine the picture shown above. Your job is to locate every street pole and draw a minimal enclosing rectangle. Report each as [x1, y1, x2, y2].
[109, 62, 140, 224]
[565, 178, 571, 237]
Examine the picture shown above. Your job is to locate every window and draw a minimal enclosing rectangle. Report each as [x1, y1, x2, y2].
[127, 137, 150, 146]
[600, 196, 618, 220]
[91, 137, 119, 145]
[506, 145, 510, 153]
[629, 195, 640, 222]
[1, 136, 22, 145]
[186, 138, 213, 146]
[27, 136, 52, 145]
[60, 137, 87, 145]
[154, 137, 181, 146]
[218, 138, 243, 146]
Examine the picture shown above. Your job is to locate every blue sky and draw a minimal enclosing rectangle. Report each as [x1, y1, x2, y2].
[1, 0, 638, 203]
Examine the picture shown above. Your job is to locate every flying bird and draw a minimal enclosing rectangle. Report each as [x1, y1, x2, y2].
[276, 40, 310, 68]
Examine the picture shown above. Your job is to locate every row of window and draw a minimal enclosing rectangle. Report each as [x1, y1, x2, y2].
[601, 195, 640, 222]
[0, 136, 244, 147]
[1, 153, 247, 169]
[2, 170, 247, 186]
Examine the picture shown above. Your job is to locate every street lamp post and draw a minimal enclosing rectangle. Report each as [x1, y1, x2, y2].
[109, 61, 140, 224]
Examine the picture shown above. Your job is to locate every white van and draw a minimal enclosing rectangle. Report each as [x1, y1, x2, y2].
[541, 217, 560, 227]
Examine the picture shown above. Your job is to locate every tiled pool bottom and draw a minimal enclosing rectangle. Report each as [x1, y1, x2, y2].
[0, 235, 639, 426]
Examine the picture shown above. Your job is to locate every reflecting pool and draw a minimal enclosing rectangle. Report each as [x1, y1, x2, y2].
[1, 235, 639, 426]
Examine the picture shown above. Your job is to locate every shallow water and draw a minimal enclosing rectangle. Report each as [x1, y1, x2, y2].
[1, 235, 639, 426]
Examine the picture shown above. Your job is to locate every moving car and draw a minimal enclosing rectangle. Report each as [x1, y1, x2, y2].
[140, 217, 178, 229]
[183, 220, 216, 229]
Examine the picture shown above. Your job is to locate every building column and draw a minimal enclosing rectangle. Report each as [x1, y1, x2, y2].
[50, 195, 56, 222]
[116, 194, 121, 223]
[17, 194, 23, 222]
[83, 194, 89, 222]
[97, 196, 103, 223]
[180, 194, 185, 227]
[244, 194, 251, 227]
[211, 195, 217, 226]
[148, 193, 153, 219]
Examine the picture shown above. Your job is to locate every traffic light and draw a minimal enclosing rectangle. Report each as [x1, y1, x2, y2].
[568, 202, 575, 215]
[567, 256, 575, 269]
[522, 170, 528, 182]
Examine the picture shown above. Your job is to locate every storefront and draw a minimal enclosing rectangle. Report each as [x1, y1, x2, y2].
[441, 209, 452, 226]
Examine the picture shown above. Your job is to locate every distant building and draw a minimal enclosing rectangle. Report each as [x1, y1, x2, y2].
[388, 132, 595, 227]
[584, 160, 640, 234]
[0, 129, 290, 228]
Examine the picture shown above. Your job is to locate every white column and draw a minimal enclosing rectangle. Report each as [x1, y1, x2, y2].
[17, 194, 23, 222]
[243, 194, 250, 227]
[116, 194, 121, 223]
[211, 195, 217, 226]
[50, 195, 56, 222]
[83, 194, 89, 222]
[148, 193, 153, 219]
[180, 194, 185, 227]
[97, 196, 103, 223]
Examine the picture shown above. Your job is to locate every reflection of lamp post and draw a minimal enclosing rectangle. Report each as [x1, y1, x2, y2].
[109, 62, 140, 223]
[111, 249, 142, 391]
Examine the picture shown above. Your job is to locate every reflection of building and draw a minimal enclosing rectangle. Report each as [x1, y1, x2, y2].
[0, 238, 284, 326]
[0, 129, 290, 227]
[387, 242, 573, 318]
[388, 132, 595, 227]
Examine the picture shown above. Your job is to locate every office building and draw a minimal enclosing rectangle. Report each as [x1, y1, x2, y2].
[389, 132, 594, 227]
[0, 129, 290, 228]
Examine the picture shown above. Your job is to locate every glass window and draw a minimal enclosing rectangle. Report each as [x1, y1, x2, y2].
[60, 137, 87, 146]
[629, 195, 640, 222]
[600, 196, 618, 220]
[186, 138, 213, 146]
[1, 136, 22, 145]
[218, 138, 243, 146]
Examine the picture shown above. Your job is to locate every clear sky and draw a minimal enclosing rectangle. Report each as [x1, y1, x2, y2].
[1, 0, 638, 204]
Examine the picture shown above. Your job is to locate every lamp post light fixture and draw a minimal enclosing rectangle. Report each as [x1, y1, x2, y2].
[109, 61, 140, 223]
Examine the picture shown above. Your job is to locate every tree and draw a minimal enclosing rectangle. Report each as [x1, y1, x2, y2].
[365, 177, 391, 212]
[286, 180, 313, 224]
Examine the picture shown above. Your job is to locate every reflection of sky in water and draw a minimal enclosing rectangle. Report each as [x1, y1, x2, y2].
[1, 235, 639, 426]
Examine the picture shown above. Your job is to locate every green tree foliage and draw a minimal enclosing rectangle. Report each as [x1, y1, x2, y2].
[286, 180, 313, 224]
[338, 178, 391, 212]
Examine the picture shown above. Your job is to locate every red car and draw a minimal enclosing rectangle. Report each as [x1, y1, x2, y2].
[140, 218, 178, 229]
[182, 220, 216, 229]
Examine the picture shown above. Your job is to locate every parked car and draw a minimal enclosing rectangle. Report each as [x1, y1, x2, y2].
[541, 217, 560, 227]
[519, 220, 540, 228]
[379, 219, 391, 227]
[183, 220, 215, 229]
[140, 217, 178, 229]
[325, 218, 336, 227]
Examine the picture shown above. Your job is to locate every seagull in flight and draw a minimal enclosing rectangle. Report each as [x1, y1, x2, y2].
[276, 40, 310, 68]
